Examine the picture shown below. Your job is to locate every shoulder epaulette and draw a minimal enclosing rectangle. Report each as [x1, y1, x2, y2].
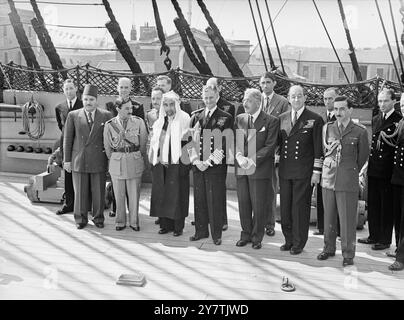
[353, 121, 366, 129]
[129, 97, 142, 105]
[130, 115, 142, 120]
[191, 107, 204, 115]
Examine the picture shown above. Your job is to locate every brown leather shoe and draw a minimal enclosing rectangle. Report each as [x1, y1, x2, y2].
[317, 251, 335, 260]
[252, 242, 262, 249]
[343, 258, 354, 267]
[236, 239, 250, 247]
[213, 238, 222, 245]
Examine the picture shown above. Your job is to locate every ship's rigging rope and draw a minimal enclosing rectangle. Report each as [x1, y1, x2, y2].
[312, 0, 350, 83]
[375, 0, 402, 90]
[21, 98, 45, 140]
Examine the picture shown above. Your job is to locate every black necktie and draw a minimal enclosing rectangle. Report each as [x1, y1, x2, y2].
[69, 100, 72, 110]
[248, 114, 254, 129]
[88, 112, 94, 128]
[204, 110, 211, 127]
[327, 113, 331, 122]
[383, 113, 386, 122]
[292, 111, 298, 126]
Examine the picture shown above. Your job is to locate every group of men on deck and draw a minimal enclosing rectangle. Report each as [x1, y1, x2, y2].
[50, 71, 404, 271]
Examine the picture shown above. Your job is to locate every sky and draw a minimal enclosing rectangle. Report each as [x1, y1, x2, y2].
[2, 0, 404, 50]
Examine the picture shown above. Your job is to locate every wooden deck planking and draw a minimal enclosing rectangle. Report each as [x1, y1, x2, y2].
[1, 177, 404, 300]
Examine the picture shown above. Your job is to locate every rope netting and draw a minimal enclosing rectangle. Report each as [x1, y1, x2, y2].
[0, 62, 395, 108]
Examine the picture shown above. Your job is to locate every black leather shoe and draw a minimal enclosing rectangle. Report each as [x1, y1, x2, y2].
[109, 211, 116, 217]
[158, 228, 169, 234]
[388, 261, 404, 271]
[189, 234, 208, 241]
[236, 239, 250, 247]
[222, 224, 228, 231]
[56, 206, 72, 215]
[130, 225, 140, 231]
[317, 251, 335, 260]
[290, 247, 303, 255]
[343, 258, 354, 267]
[313, 230, 324, 235]
[213, 239, 222, 245]
[76, 223, 86, 229]
[173, 230, 183, 237]
[155, 218, 160, 225]
[95, 222, 104, 228]
[116, 226, 126, 231]
[280, 243, 293, 251]
[358, 237, 376, 244]
[252, 242, 262, 249]
[266, 228, 275, 236]
[372, 243, 390, 250]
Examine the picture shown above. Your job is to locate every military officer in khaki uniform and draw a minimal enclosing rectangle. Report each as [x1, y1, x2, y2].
[103, 99, 148, 231]
[317, 96, 369, 267]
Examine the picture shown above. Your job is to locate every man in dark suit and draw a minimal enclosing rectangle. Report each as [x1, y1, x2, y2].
[54, 79, 83, 215]
[314, 87, 338, 235]
[359, 89, 402, 250]
[234, 88, 279, 249]
[63, 84, 112, 229]
[106, 77, 145, 120]
[278, 85, 324, 254]
[259, 71, 289, 237]
[188, 83, 233, 245]
[317, 96, 369, 267]
[156, 75, 192, 116]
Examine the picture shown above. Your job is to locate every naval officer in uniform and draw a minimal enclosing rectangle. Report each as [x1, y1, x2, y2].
[359, 89, 402, 250]
[103, 96, 148, 231]
[317, 96, 369, 267]
[278, 85, 324, 254]
[188, 83, 233, 245]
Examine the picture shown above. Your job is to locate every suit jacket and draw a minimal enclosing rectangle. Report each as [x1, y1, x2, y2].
[278, 107, 324, 179]
[319, 109, 337, 123]
[106, 97, 145, 120]
[262, 93, 290, 118]
[55, 98, 83, 131]
[103, 115, 147, 179]
[235, 111, 279, 179]
[197, 96, 235, 119]
[63, 108, 112, 173]
[321, 120, 369, 192]
[368, 110, 402, 179]
[189, 107, 233, 175]
[217, 96, 235, 120]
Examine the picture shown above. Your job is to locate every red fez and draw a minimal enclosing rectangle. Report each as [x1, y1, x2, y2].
[83, 84, 98, 98]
